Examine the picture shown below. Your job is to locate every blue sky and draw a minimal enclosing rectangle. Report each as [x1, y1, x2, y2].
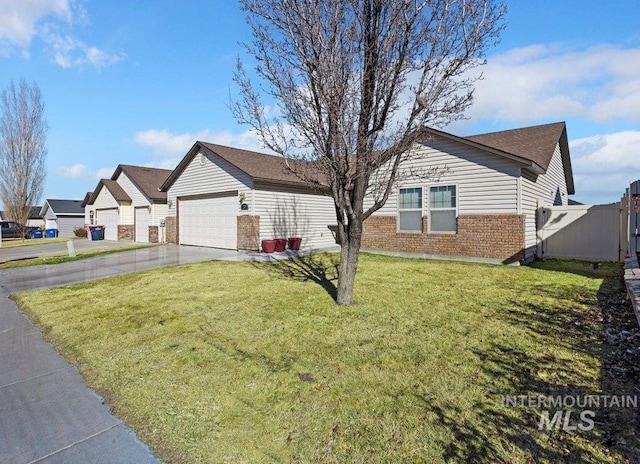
[0, 0, 639, 206]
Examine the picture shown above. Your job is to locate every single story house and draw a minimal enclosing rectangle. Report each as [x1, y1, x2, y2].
[159, 121, 574, 264]
[40, 199, 85, 236]
[0, 206, 44, 228]
[84, 165, 172, 242]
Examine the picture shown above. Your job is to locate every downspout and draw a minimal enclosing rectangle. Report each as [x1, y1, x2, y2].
[516, 175, 522, 215]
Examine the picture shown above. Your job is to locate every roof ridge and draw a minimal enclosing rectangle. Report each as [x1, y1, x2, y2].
[465, 121, 565, 139]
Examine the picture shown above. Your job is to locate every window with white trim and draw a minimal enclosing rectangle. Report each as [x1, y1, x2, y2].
[398, 187, 423, 232]
[429, 185, 457, 232]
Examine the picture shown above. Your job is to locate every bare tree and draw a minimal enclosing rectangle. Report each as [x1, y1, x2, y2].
[0, 79, 48, 238]
[233, 0, 505, 304]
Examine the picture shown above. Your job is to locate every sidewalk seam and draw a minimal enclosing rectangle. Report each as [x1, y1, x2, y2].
[0, 366, 71, 389]
[26, 422, 122, 464]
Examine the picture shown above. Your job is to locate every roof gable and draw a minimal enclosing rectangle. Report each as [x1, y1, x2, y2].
[112, 165, 172, 202]
[86, 179, 132, 206]
[160, 142, 321, 192]
[419, 122, 574, 194]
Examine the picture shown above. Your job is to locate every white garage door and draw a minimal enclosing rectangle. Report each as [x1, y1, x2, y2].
[179, 194, 237, 249]
[135, 207, 151, 243]
[97, 208, 118, 241]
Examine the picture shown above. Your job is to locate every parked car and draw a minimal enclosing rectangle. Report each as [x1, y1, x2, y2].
[0, 221, 37, 239]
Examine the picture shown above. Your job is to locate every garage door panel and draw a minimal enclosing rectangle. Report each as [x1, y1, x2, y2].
[135, 208, 150, 243]
[97, 209, 118, 241]
[179, 195, 237, 249]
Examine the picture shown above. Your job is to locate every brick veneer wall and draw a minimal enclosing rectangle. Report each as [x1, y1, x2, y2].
[149, 226, 159, 243]
[165, 217, 177, 244]
[118, 224, 134, 241]
[237, 215, 260, 251]
[362, 214, 526, 264]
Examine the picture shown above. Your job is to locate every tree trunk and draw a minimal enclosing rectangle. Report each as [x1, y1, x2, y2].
[336, 222, 362, 305]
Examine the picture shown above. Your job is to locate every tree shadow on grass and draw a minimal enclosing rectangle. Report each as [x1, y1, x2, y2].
[253, 252, 339, 302]
[418, 265, 637, 463]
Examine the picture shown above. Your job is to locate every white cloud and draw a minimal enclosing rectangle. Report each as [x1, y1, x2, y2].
[0, 0, 124, 70]
[56, 163, 114, 180]
[43, 29, 126, 70]
[133, 128, 271, 169]
[0, 0, 72, 48]
[465, 44, 640, 124]
[569, 131, 640, 204]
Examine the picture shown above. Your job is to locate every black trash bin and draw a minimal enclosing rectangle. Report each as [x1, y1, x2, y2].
[90, 225, 105, 240]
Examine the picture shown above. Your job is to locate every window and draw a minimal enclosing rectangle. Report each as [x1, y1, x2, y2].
[398, 187, 423, 232]
[429, 185, 457, 232]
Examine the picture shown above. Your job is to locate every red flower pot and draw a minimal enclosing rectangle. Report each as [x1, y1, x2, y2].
[262, 239, 276, 253]
[274, 238, 287, 252]
[287, 237, 302, 251]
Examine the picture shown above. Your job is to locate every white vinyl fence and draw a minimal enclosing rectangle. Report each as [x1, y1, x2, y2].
[629, 180, 640, 257]
[537, 203, 627, 262]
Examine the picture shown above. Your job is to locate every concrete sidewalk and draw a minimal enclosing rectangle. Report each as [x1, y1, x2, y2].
[0, 287, 161, 464]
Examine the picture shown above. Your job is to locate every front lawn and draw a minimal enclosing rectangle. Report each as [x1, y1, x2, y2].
[15, 255, 635, 463]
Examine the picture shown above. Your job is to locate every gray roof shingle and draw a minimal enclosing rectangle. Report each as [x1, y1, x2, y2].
[113, 165, 172, 202]
[43, 199, 85, 216]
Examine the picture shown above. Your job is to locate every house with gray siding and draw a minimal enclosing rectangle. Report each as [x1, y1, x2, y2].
[40, 199, 85, 237]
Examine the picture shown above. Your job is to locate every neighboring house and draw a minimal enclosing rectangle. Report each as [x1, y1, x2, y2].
[159, 122, 573, 264]
[0, 206, 44, 228]
[26, 206, 45, 228]
[84, 165, 172, 242]
[159, 142, 336, 250]
[40, 199, 85, 236]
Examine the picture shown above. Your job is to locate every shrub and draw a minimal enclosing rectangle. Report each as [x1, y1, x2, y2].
[74, 226, 87, 238]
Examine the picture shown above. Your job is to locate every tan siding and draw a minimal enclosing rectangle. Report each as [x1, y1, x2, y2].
[152, 203, 168, 226]
[120, 205, 134, 225]
[167, 147, 252, 217]
[254, 184, 336, 248]
[92, 187, 118, 210]
[117, 172, 150, 206]
[520, 143, 570, 261]
[367, 138, 520, 216]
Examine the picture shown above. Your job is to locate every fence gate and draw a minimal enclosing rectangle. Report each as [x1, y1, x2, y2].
[537, 203, 626, 262]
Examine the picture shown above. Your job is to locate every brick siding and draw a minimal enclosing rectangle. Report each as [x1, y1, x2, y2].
[165, 217, 177, 244]
[149, 226, 159, 243]
[362, 214, 526, 264]
[118, 224, 134, 241]
[237, 215, 260, 251]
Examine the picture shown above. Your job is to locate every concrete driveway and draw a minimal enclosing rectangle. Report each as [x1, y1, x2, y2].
[0, 238, 139, 264]
[1, 244, 247, 293]
[0, 244, 248, 464]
